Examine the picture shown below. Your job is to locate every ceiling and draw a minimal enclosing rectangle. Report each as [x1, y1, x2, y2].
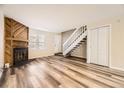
[2, 4, 124, 32]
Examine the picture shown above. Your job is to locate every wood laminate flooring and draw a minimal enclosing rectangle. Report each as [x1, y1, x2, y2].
[1, 56, 124, 88]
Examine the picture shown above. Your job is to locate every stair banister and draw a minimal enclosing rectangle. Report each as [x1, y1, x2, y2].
[63, 28, 77, 46]
[63, 26, 83, 50]
[63, 25, 87, 56]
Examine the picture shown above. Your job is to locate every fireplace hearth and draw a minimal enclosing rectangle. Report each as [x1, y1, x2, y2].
[13, 48, 28, 66]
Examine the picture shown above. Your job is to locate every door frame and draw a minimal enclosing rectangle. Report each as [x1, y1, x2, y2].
[87, 24, 111, 67]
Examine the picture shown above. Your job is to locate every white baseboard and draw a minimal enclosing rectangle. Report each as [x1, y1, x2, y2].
[110, 66, 124, 71]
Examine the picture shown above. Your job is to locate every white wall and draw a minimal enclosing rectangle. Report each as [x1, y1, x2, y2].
[62, 29, 75, 44]
[71, 43, 87, 58]
[0, 6, 4, 77]
[29, 28, 61, 59]
[88, 15, 124, 70]
[54, 33, 62, 52]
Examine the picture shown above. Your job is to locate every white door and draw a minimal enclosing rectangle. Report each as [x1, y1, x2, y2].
[90, 26, 110, 66]
[97, 26, 109, 66]
[90, 29, 98, 64]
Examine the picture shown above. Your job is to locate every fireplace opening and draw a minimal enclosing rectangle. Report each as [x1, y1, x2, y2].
[13, 48, 28, 66]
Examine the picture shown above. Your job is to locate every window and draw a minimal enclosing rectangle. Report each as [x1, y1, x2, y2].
[29, 31, 45, 50]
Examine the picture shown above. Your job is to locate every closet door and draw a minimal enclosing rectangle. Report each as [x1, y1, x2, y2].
[90, 29, 98, 64]
[97, 26, 109, 66]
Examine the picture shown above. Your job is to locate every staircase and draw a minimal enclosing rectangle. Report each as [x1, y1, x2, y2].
[63, 25, 87, 56]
